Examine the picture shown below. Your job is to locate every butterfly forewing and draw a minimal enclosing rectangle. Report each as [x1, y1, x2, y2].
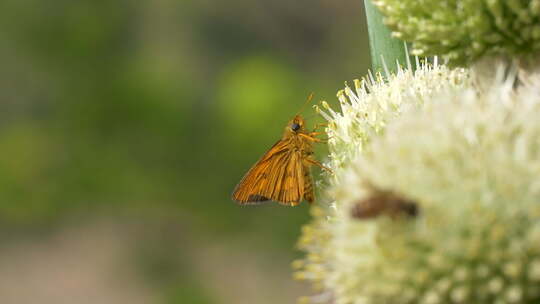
[232, 138, 307, 206]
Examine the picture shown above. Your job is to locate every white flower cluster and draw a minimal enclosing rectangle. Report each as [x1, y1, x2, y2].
[329, 64, 540, 303]
[296, 58, 473, 303]
[298, 58, 540, 303]
[295, 1, 540, 302]
[317, 58, 469, 185]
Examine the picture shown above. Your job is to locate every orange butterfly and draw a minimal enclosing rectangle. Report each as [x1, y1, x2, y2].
[232, 95, 330, 206]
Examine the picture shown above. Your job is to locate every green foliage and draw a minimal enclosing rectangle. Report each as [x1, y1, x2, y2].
[217, 55, 303, 142]
[0, 0, 371, 302]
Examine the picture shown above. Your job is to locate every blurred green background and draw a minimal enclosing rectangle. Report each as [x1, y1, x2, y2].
[0, 1, 369, 303]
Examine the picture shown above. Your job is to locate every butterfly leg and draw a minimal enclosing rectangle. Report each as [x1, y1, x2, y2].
[302, 132, 333, 143]
[305, 158, 333, 174]
[309, 123, 333, 142]
[299, 133, 329, 143]
[309, 123, 328, 139]
[311, 123, 328, 132]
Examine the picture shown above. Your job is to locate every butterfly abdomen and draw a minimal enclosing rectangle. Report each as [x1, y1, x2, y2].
[303, 170, 314, 203]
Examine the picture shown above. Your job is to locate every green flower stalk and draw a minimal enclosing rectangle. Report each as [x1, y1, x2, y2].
[373, 0, 540, 66]
[363, 0, 410, 74]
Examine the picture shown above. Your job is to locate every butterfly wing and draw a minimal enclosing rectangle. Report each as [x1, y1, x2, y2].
[232, 139, 306, 206]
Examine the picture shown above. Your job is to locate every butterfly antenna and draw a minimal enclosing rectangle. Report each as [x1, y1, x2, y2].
[296, 92, 314, 116]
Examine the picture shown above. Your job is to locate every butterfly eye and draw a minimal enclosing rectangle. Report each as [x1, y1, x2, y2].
[291, 123, 301, 131]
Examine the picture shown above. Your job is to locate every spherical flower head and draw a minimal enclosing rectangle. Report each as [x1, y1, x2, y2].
[296, 58, 471, 303]
[322, 65, 540, 303]
[374, 0, 540, 66]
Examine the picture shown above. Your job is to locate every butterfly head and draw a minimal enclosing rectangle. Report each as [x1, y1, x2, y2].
[289, 115, 306, 133]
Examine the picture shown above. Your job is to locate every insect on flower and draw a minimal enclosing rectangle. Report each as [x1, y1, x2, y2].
[351, 188, 418, 220]
[232, 93, 331, 206]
